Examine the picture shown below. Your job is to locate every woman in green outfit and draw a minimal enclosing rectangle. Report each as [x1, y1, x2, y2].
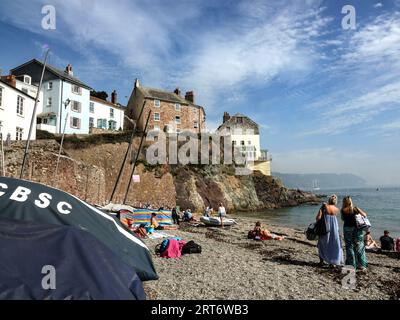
[341, 196, 368, 272]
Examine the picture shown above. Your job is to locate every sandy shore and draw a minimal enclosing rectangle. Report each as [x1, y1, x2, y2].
[142, 214, 400, 300]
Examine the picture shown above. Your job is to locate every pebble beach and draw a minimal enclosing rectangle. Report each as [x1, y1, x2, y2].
[143, 214, 400, 300]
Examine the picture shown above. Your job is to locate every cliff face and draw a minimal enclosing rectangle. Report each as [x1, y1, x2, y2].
[2, 138, 320, 212]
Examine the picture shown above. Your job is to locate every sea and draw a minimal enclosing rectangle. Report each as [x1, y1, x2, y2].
[239, 187, 400, 240]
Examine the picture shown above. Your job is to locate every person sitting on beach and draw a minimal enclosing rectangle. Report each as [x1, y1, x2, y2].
[150, 212, 164, 230]
[364, 231, 380, 251]
[249, 221, 285, 241]
[204, 206, 212, 217]
[380, 230, 395, 251]
[183, 209, 194, 222]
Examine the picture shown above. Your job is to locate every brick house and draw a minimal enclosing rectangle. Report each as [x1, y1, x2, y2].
[126, 79, 206, 134]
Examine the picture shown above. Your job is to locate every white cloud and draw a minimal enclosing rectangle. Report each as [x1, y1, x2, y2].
[374, 3, 383, 8]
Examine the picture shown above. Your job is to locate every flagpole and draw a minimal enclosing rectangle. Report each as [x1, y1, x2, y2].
[20, 49, 50, 179]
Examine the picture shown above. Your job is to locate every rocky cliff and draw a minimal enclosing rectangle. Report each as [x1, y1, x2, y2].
[2, 136, 320, 212]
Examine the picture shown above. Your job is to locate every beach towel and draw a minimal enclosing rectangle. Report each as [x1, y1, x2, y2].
[160, 239, 186, 259]
[317, 215, 343, 265]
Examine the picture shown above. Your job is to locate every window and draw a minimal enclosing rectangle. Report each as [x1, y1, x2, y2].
[42, 118, 48, 124]
[71, 85, 81, 95]
[48, 82, 53, 90]
[236, 117, 243, 124]
[241, 141, 245, 146]
[175, 116, 181, 124]
[110, 108, 114, 118]
[16, 127, 23, 140]
[22, 88, 28, 94]
[154, 124, 160, 131]
[23, 76, 31, 85]
[0, 87, 3, 108]
[70, 117, 81, 129]
[47, 97, 52, 108]
[175, 103, 181, 111]
[248, 141, 251, 145]
[17, 96, 24, 116]
[97, 119, 107, 129]
[90, 102, 95, 113]
[154, 113, 160, 121]
[232, 141, 237, 146]
[108, 120, 117, 130]
[194, 121, 198, 128]
[89, 117, 94, 128]
[71, 101, 81, 113]
[154, 100, 160, 107]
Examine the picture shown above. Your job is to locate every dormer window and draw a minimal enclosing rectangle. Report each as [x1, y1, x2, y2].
[154, 100, 161, 107]
[23, 75, 31, 85]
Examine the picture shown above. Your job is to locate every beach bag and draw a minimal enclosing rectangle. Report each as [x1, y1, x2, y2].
[306, 223, 318, 241]
[354, 213, 371, 231]
[155, 239, 170, 255]
[315, 205, 330, 236]
[182, 241, 202, 254]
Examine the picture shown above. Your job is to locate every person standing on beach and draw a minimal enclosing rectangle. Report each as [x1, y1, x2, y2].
[218, 203, 226, 227]
[341, 196, 368, 271]
[171, 207, 180, 225]
[316, 195, 343, 267]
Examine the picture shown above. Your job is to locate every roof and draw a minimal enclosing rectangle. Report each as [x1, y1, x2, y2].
[10, 59, 92, 90]
[90, 96, 126, 110]
[137, 86, 205, 113]
[217, 113, 260, 134]
[0, 79, 36, 100]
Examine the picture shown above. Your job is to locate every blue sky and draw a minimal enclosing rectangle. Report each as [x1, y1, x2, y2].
[1, 0, 399, 185]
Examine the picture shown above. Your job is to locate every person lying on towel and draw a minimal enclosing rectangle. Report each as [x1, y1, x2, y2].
[249, 221, 285, 241]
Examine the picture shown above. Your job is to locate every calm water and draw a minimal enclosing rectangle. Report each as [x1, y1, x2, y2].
[238, 187, 400, 239]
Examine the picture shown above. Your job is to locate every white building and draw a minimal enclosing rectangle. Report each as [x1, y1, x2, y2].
[11, 59, 93, 135]
[0, 78, 37, 141]
[89, 91, 125, 132]
[217, 112, 271, 175]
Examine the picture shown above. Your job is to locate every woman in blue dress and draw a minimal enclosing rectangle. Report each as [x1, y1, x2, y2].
[316, 194, 344, 267]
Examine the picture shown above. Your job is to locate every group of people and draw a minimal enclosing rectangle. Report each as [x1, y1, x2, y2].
[316, 194, 399, 272]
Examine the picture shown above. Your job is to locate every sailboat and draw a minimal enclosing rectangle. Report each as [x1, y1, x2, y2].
[312, 179, 321, 191]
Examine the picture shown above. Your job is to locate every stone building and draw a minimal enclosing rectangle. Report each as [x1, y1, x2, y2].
[126, 79, 206, 134]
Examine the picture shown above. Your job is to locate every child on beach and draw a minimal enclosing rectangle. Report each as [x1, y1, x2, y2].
[364, 231, 380, 251]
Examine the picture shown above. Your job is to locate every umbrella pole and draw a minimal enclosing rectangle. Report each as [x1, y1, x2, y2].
[109, 101, 146, 204]
[20, 49, 50, 179]
[123, 111, 151, 204]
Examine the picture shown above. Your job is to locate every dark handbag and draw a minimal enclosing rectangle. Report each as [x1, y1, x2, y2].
[315, 205, 330, 236]
[305, 223, 318, 241]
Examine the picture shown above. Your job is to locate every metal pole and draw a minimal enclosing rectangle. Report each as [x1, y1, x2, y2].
[20, 49, 50, 179]
[0, 131, 5, 176]
[108, 102, 146, 203]
[53, 103, 70, 187]
[123, 111, 151, 204]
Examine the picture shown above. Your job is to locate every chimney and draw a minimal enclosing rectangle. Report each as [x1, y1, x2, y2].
[65, 64, 73, 76]
[174, 87, 181, 96]
[0, 74, 16, 88]
[111, 90, 118, 104]
[223, 112, 230, 123]
[185, 91, 195, 103]
[134, 78, 140, 88]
